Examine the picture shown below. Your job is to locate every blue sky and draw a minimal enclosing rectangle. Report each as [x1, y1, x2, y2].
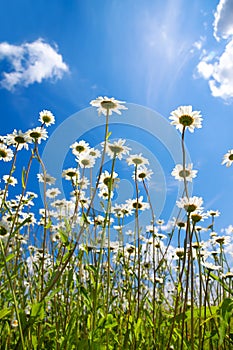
[1, 0, 233, 232]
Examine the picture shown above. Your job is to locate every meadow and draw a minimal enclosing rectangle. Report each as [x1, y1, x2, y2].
[1, 97, 233, 349]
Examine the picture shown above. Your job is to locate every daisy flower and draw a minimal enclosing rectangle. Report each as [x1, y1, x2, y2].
[202, 262, 222, 271]
[175, 248, 185, 258]
[5, 129, 31, 150]
[90, 96, 127, 116]
[37, 173, 56, 185]
[0, 144, 14, 162]
[222, 149, 233, 167]
[171, 163, 197, 182]
[126, 196, 149, 211]
[127, 153, 149, 166]
[176, 196, 203, 213]
[0, 220, 10, 240]
[134, 166, 153, 182]
[88, 147, 101, 159]
[62, 168, 79, 180]
[27, 127, 48, 144]
[169, 105, 202, 133]
[111, 203, 133, 218]
[190, 210, 207, 223]
[99, 170, 119, 189]
[76, 152, 95, 168]
[213, 235, 231, 245]
[46, 188, 61, 199]
[105, 139, 131, 160]
[98, 187, 114, 200]
[3, 175, 18, 186]
[206, 209, 220, 217]
[39, 110, 55, 126]
[70, 140, 90, 157]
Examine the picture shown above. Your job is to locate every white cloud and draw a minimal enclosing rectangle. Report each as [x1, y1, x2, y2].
[191, 36, 206, 52]
[0, 38, 69, 91]
[213, 0, 233, 40]
[198, 39, 233, 100]
[196, 0, 233, 100]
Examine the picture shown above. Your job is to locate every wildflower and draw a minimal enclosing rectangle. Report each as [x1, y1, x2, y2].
[126, 196, 149, 211]
[90, 96, 127, 116]
[76, 152, 95, 168]
[222, 150, 233, 167]
[37, 173, 56, 185]
[176, 221, 186, 229]
[88, 147, 101, 159]
[5, 129, 31, 150]
[106, 139, 131, 160]
[52, 232, 61, 242]
[3, 175, 18, 186]
[134, 166, 153, 182]
[191, 211, 207, 223]
[15, 234, 28, 244]
[127, 153, 149, 166]
[0, 144, 14, 162]
[125, 243, 136, 254]
[176, 196, 203, 213]
[21, 212, 37, 226]
[171, 164, 197, 182]
[222, 272, 233, 279]
[175, 248, 185, 258]
[169, 105, 202, 133]
[0, 220, 10, 240]
[154, 277, 164, 284]
[210, 231, 218, 237]
[78, 176, 90, 189]
[38, 110, 55, 126]
[46, 188, 61, 199]
[27, 127, 48, 144]
[62, 168, 79, 180]
[11, 320, 19, 328]
[112, 203, 133, 218]
[213, 235, 231, 245]
[93, 215, 105, 226]
[156, 219, 164, 225]
[70, 140, 90, 157]
[98, 187, 114, 200]
[202, 262, 222, 271]
[207, 209, 220, 217]
[99, 170, 118, 190]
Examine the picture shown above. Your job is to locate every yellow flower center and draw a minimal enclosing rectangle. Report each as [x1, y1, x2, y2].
[0, 149, 7, 158]
[15, 136, 26, 144]
[30, 132, 41, 139]
[75, 145, 85, 153]
[109, 145, 123, 154]
[184, 204, 197, 212]
[179, 169, 190, 178]
[0, 226, 7, 236]
[101, 100, 117, 110]
[179, 115, 194, 126]
[42, 115, 51, 123]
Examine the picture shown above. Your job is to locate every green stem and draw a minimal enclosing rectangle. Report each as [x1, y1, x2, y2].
[0, 239, 26, 349]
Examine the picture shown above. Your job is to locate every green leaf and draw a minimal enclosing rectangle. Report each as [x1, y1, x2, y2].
[0, 308, 11, 320]
[30, 302, 44, 322]
[21, 167, 26, 189]
[220, 297, 233, 323]
[106, 131, 112, 140]
[5, 253, 15, 263]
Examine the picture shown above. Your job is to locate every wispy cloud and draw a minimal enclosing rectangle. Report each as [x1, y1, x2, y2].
[0, 38, 69, 91]
[196, 0, 233, 101]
